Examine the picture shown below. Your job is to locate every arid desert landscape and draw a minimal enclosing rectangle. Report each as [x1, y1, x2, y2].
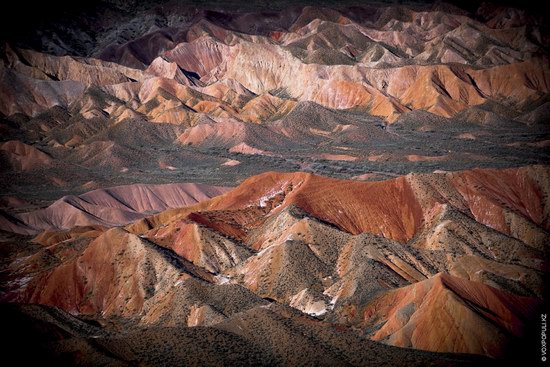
[0, 0, 549, 365]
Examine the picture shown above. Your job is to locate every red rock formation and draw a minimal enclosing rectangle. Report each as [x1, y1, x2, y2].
[131, 166, 549, 248]
[0, 3, 548, 362]
[1, 166, 547, 361]
[6, 227, 214, 317]
[356, 273, 541, 358]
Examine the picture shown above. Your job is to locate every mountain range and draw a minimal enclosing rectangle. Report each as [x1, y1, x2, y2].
[0, 1, 548, 365]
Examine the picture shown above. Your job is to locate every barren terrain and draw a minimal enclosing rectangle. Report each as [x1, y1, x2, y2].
[0, 1, 548, 365]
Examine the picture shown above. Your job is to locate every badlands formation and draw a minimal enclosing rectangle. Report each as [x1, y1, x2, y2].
[0, 1, 548, 366]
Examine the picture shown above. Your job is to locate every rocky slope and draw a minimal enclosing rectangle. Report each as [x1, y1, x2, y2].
[1, 302, 494, 366]
[0, 1, 548, 365]
[1, 2, 548, 210]
[1, 1, 549, 123]
[0, 182, 230, 234]
[1, 166, 547, 362]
